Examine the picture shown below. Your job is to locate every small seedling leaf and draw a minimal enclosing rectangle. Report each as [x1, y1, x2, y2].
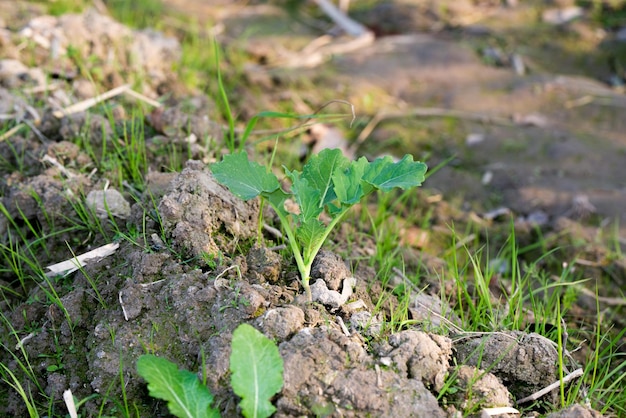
[301, 148, 349, 208]
[297, 219, 326, 260]
[332, 156, 369, 205]
[211, 152, 280, 200]
[364, 154, 427, 192]
[136, 355, 219, 418]
[211, 148, 427, 302]
[230, 324, 283, 418]
[286, 169, 323, 222]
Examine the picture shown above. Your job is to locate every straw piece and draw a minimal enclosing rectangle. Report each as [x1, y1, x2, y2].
[53, 84, 130, 118]
[45, 242, 120, 277]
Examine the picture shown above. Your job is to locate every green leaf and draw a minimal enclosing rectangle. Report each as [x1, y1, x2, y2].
[286, 169, 323, 222]
[363, 154, 427, 192]
[296, 219, 326, 261]
[332, 157, 369, 205]
[211, 152, 280, 200]
[301, 148, 349, 208]
[136, 355, 219, 418]
[230, 324, 284, 418]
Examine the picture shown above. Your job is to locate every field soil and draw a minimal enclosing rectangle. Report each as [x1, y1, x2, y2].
[1, 1, 625, 417]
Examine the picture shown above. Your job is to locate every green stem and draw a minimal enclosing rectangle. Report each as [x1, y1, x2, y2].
[266, 201, 311, 300]
[256, 197, 265, 245]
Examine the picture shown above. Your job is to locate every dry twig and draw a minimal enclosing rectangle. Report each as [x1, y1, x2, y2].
[269, 0, 374, 68]
[353, 107, 514, 152]
[0, 123, 24, 143]
[517, 368, 584, 404]
[53, 84, 130, 118]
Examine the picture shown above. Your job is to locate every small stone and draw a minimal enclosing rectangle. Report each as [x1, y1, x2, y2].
[409, 293, 461, 331]
[466, 133, 485, 146]
[386, 331, 452, 391]
[453, 365, 512, 409]
[311, 250, 351, 291]
[482, 170, 493, 185]
[511, 54, 525, 76]
[247, 245, 282, 283]
[350, 311, 382, 337]
[0, 59, 29, 87]
[542, 7, 584, 25]
[454, 331, 560, 403]
[310, 277, 356, 308]
[261, 306, 305, 340]
[545, 404, 603, 418]
[86, 189, 131, 219]
[72, 79, 97, 99]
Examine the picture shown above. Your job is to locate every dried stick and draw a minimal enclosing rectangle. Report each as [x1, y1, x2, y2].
[353, 107, 514, 152]
[0, 123, 24, 143]
[41, 155, 75, 179]
[53, 84, 130, 118]
[272, 0, 374, 68]
[124, 88, 162, 108]
[516, 368, 584, 404]
[311, 0, 369, 36]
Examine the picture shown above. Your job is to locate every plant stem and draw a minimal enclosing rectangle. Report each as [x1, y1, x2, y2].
[267, 201, 312, 301]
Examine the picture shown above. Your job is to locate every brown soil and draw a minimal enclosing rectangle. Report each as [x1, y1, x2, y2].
[1, 1, 625, 417]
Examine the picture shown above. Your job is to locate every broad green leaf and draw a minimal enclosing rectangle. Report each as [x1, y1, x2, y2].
[136, 355, 219, 418]
[332, 157, 368, 205]
[211, 152, 280, 200]
[230, 324, 284, 418]
[301, 148, 349, 208]
[363, 154, 427, 192]
[286, 169, 323, 223]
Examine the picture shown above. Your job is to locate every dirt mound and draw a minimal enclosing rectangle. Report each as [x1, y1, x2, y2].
[0, 160, 587, 416]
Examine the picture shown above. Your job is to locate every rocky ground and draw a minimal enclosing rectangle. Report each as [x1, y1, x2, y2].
[1, 1, 625, 417]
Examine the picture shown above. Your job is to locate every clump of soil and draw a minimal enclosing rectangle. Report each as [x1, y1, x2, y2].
[7, 8, 180, 94]
[278, 327, 446, 417]
[454, 331, 563, 403]
[158, 160, 260, 262]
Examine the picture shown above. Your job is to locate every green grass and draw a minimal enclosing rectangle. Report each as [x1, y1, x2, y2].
[360, 187, 626, 415]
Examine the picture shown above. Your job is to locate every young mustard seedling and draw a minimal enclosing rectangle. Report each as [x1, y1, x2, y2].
[211, 148, 427, 301]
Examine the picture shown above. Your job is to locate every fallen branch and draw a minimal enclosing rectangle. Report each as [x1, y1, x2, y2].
[119, 291, 129, 321]
[481, 407, 520, 417]
[52, 84, 161, 118]
[63, 389, 78, 418]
